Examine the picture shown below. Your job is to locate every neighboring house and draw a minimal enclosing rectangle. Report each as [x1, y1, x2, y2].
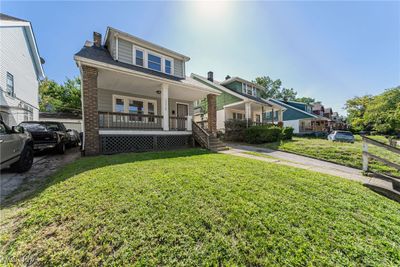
[0, 13, 45, 125]
[312, 101, 325, 116]
[267, 99, 330, 134]
[74, 27, 220, 155]
[39, 112, 82, 132]
[192, 72, 284, 131]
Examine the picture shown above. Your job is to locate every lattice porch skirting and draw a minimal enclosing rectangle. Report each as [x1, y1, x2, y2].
[100, 134, 193, 154]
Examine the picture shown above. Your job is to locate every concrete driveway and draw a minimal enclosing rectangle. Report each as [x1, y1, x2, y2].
[1, 147, 81, 206]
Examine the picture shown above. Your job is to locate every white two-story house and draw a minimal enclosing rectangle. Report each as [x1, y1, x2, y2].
[74, 27, 220, 155]
[0, 13, 45, 125]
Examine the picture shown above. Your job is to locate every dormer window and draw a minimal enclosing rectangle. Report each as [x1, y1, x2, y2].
[135, 49, 144, 66]
[242, 83, 257, 96]
[148, 53, 162, 72]
[165, 59, 172, 74]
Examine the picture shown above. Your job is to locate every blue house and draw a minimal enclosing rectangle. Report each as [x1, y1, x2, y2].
[267, 99, 330, 133]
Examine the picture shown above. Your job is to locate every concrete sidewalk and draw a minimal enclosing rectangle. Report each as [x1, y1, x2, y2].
[221, 144, 368, 183]
[222, 143, 400, 202]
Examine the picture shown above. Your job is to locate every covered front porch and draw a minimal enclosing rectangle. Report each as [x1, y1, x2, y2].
[299, 118, 330, 133]
[219, 100, 284, 129]
[80, 64, 219, 155]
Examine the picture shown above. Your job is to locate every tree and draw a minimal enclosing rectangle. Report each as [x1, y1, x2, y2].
[253, 76, 282, 99]
[253, 76, 297, 101]
[363, 87, 400, 134]
[345, 86, 400, 134]
[345, 95, 373, 132]
[39, 77, 81, 113]
[280, 88, 297, 101]
[295, 97, 315, 105]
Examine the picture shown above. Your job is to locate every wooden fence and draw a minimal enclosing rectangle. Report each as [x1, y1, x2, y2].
[362, 136, 400, 172]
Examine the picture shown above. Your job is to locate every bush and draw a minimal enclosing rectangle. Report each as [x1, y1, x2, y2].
[245, 126, 282, 144]
[224, 119, 248, 142]
[281, 127, 294, 140]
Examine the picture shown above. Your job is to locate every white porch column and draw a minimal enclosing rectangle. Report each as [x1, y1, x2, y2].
[245, 102, 251, 127]
[186, 115, 192, 131]
[278, 109, 283, 122]
[161, 83, 169, 131]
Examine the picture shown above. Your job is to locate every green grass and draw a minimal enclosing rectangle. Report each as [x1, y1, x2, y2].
[1, 149, 400, 266]
[263, 136, 400, 177]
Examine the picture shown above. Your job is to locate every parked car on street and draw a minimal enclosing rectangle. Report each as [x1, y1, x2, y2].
[327, 131, 355, 143]
[0, 120, 34, 172]
[19, 121, 69, 154]
[67, 129, 80, 147]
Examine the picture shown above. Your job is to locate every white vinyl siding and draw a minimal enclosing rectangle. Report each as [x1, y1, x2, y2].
[117, 38, 133, 64]
[0, 26, 39, 125]
[173, 59, 184, 78]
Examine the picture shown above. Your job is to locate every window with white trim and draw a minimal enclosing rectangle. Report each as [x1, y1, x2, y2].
[148, 53, 162, 72]
[241, 83, 257, 96]
[113, 95, 157, 122]
[135, 49, 144, 66]
[165, 59, 172, 74]
[6, 72, 14, 96]
[233, 112, 244, 120]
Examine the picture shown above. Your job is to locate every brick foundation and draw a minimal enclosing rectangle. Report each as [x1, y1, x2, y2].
[207, 94, 217, 135]
[82, 65, 99, 155]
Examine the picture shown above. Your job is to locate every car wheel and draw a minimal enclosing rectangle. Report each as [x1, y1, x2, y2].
[12, 145, 34, 173]
[56, 142, 66, 154]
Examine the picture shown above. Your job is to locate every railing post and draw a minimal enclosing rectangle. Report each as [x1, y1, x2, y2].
[107, 112, 110, 128]
[186, 116, 192, 131]
[362, 137, 369, 171]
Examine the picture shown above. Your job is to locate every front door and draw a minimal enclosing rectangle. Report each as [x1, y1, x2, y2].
[177, 104, 188, 130]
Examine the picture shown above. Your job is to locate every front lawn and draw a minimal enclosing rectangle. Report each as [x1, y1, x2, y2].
[1, 149, 400, 266]
[264, 136, 400, 177]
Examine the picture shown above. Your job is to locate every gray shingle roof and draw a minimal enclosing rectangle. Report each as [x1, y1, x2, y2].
[74, 45, 184, 81]
[0, 13, 28, 22]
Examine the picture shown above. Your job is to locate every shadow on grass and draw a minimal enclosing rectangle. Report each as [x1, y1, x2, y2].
[1, 148, 212, 209]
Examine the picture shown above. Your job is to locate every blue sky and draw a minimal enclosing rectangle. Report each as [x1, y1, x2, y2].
[2, 1, 399, 115]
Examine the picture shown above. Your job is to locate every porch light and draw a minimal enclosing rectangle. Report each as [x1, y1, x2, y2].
[156, 90, 161, 94]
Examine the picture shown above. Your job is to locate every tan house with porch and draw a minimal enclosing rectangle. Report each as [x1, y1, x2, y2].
[74, 27, 220, 155]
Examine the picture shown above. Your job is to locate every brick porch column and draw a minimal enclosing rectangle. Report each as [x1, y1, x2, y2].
[82, 65, 99, 155]
[207, 94, 217, 135]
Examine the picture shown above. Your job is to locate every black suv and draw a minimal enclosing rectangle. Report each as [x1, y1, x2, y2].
[19, 121, 69, 154]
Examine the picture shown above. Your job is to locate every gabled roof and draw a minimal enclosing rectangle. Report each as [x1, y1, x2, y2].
[220, 76, 265, 91]
[268, 98, 323, 119]
[74, 46, 220, 95]
[0, 13, 45, 80]
[75, 45, 183, 81]
[191, 73, 282, 108]
[104, 27, 190, 61]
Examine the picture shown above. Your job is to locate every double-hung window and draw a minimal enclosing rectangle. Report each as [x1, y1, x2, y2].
[135, 49, 144, 66]
[148, 53, 162, 72]
[6, 72, 14, 96]
[165, 59, 172, 74]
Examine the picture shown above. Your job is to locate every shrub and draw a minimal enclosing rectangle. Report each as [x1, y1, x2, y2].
[245, 125, 282, 144]
[225, 119, 248, 142]
[281, 127, 294, 140]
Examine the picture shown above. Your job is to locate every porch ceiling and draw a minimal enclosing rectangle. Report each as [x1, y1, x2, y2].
[97, 69, 214, 101]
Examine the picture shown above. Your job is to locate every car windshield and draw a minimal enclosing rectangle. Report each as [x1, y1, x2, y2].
[19, 122, 61, 131]
[336, 132, 353, 137]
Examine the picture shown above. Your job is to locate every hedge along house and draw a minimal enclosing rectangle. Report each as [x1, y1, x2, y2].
[74, 27, 220, 155]
[267, 99, 330, 134]
[192, 72, 284, 131]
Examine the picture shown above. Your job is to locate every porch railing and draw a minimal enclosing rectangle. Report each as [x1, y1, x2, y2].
[169, 116, 188, 131]
[98, 111, 163, 130]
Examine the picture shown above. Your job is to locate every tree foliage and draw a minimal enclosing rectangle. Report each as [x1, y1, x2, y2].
[345, 86, 400, 134]
[254, 76, 312, 102]
[295, 97, 315, 105]
[39, 77, 81, 113]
